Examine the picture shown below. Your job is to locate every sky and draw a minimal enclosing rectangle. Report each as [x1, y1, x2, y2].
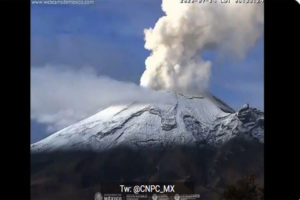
[31, 0, 264, 143]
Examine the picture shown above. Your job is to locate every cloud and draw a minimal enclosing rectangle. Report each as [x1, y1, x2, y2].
[30, 1, 164, 83]
[30, 1, 264, 135]
[140, 0, 264, 95]
[31, 34, 146, 83]
[31, 66, 172, 132]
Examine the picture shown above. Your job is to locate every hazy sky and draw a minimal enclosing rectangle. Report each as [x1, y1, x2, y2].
[31, 0, 264, 143]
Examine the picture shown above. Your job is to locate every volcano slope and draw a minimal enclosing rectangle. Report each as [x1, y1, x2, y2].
[31, 93, 264, 200]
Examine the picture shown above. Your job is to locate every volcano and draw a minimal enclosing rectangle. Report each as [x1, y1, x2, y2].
[31, 92, 264, 200]
[31, 92, 263, 152]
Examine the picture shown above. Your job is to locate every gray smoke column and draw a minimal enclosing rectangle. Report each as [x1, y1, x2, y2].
[140, 0, 264, 94]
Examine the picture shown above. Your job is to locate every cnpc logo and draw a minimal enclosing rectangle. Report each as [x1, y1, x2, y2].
[95, 192, 102, 200]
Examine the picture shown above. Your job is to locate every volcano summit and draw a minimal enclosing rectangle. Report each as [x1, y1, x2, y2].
[31, 92, 263, 152]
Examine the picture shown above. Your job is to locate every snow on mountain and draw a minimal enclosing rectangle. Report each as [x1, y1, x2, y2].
[31, 93, 264, 152]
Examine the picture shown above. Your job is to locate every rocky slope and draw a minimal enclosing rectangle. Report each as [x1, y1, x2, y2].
[31, 92, 264, 152]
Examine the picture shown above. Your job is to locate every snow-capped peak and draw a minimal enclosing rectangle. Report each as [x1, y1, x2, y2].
[31, 93, 263, 152]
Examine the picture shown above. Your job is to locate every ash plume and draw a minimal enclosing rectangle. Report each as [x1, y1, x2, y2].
[31, 66, 173, 132]
[140, 0, 264, 94]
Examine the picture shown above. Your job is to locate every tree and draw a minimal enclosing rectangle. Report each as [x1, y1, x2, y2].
[222, 175, 264, 200]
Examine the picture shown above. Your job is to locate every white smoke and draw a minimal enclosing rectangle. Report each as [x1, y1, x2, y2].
[140, 0, 264, 94]
[31, 66, 173, 132]
[31, 1, 264, 132]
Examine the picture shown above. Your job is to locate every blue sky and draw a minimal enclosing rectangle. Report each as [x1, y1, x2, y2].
[31, 0, 264, 143]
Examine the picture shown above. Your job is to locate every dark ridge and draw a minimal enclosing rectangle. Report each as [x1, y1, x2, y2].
[31, 138, 263, 200]
[210, 94, 235, 114]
